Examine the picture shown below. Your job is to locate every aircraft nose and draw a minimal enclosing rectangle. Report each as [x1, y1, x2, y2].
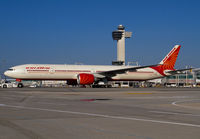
[4, 70, 9, 76]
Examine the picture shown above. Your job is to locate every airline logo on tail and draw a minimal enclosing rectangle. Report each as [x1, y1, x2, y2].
[151, 45, 181, 76]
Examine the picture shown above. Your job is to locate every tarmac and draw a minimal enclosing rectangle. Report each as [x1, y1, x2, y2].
[0, 87, 200, 139]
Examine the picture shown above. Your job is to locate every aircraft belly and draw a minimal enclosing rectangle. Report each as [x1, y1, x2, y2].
[23, 72, 76, 80]
[112, 72, 157, 81]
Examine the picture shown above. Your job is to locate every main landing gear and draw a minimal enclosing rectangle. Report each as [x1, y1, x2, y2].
[17, 83, 24, 88]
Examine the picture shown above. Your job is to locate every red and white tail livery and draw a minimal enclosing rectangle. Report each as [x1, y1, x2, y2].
[4, 45, 188, 87]
[151, 45, 181, 76]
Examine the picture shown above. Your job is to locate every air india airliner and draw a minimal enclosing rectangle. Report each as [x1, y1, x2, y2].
[4, 45, 186, 87]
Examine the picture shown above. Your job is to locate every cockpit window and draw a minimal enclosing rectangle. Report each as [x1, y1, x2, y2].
[8, 68, 14, 71]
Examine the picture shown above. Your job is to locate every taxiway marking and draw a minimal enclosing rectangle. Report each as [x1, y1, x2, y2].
[126, 93, 153, 95]
[150, 110, 200, 117]
[1, 103, 200, 128]
[172, 99, 200, 110]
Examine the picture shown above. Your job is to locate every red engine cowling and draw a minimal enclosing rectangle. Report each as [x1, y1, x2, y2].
[77, 73, 95, 85]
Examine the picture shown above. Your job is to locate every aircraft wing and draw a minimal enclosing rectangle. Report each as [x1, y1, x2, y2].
[166, 68, 193, 74]
[97, 64, 159, 77]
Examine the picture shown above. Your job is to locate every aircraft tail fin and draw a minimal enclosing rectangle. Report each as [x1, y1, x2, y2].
[159, 45, 181, 70]
[151, 45, 181, 76]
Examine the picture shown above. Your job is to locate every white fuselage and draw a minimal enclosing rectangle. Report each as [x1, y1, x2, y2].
[4, 64, 164, 81]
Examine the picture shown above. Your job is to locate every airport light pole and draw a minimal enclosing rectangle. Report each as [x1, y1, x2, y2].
[185, 66, 187, 86]
[192, 71, 197, 87]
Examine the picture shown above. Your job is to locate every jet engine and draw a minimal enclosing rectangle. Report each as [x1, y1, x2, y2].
[77, 73, 95, 85]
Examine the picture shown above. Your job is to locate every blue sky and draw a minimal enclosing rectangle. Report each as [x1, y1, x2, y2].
[0, 0, 200, 73]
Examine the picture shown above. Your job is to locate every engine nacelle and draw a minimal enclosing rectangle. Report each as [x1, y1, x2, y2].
[77, 73, 95, 85]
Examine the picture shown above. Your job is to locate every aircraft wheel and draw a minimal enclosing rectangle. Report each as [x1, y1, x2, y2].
[18, 83, 24, 88]
[3, 84, 7, 88]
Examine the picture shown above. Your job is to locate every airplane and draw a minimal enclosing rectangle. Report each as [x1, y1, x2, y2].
[4, 45, 188, 88]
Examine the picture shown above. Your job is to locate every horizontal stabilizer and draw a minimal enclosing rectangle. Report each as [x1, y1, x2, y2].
[166, 68, 193, 74]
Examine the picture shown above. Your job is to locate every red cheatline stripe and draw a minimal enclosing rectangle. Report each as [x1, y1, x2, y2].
[27, 70, 49, 72]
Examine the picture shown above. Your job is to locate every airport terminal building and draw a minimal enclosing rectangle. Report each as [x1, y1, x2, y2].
[162, 71, 200, 87]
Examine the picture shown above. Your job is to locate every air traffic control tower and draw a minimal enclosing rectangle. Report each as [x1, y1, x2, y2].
[112, 25, 132, 65]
